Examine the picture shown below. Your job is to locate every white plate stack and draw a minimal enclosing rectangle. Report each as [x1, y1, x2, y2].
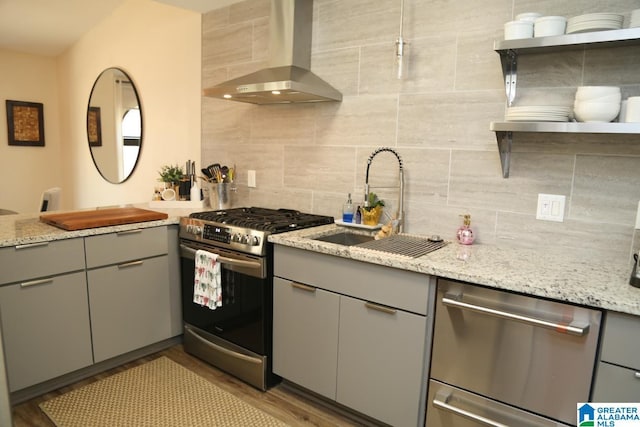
[505, 106, 572, 122]
[566, 13, 624, 34]
[630, 9, 640, 28]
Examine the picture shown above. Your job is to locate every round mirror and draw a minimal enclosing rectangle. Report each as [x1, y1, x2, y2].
[87, 67, 142, 183]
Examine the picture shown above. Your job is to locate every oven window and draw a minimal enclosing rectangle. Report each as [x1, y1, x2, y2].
[181, 257, 265, 355]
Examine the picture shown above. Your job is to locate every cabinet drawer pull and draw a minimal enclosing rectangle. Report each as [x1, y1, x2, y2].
[635, 372, 640, 379]
[21, 278, 54, 288]
[291, 282, 316, 293]
[15, 242, 49, 250]
[365, 302, 396, 315]
[116, 229, 143, 236]
[433, 393, 509, 427]
[442, 292, 589, 336]
[117, 260, 144, 269]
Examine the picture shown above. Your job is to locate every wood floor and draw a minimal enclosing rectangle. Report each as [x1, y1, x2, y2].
[11, 344, 369, 426]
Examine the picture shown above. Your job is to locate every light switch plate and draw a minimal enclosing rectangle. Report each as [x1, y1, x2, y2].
[248, 170, 256, 188]
[635, 200, 640, 229]
[536, 193, 566, 222]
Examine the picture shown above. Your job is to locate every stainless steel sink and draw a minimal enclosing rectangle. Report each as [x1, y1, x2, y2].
[313, 232, 375, 246]
[314, 231, 449, 258]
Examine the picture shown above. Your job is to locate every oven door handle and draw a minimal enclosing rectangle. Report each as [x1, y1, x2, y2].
[180, 244, 262, 270]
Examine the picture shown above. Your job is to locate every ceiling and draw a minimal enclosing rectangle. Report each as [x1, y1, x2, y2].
[0, 0, 243, 57]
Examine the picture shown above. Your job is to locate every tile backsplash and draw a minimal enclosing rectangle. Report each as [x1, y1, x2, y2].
[201, 0, 640, 265]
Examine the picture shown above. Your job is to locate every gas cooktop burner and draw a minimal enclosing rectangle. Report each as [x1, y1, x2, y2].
[189, 207, 334, 233]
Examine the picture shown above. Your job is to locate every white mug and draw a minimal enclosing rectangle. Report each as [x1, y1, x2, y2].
[624, 97, 640, 123]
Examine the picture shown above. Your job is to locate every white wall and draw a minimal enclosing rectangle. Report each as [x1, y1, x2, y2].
[0, 50, 63, 213]
[56, 0, 201, 210]
[1, 0, 202, 213]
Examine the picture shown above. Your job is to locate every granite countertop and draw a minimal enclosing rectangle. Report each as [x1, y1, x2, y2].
[0, 204, 198, 248]
[269, 224, 640, 317]
[3, 208, 638, 316]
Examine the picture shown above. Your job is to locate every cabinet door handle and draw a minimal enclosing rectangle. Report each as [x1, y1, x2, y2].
[117, 260, 144, 269]
[365, 302, 396, 315]
[20, 278, 54, 288]
[635, 372, 640, 379]
[116, 229, 143, 236]
[15, 242, 49, 250]
[442, 292, 589, 336]
[290, 282, 316, 293]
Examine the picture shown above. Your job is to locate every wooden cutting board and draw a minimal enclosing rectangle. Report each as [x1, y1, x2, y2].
[40, 207, 168, 231]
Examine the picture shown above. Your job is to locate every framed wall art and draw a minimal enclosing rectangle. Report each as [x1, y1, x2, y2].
[87, 106, 102, 147]
[6, 100, 45, 147]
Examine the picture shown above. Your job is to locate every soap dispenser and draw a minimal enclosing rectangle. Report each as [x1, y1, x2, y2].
[456, 214, 475, 245]
[343, 193, 354, 223]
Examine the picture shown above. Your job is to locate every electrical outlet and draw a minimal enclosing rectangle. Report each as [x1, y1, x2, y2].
[536, 194, 565, 222]
[248, 170, 256, 188]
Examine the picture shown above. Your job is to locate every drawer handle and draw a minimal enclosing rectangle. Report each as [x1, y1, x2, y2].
[116, 229, 143, 236]
[442, 293, 589, 337]
[15, 242, 49, 250]
[635, 372, 640, 379]
[20, 278, 54, 288]
[117, 260, 144, 269]
[365, 302, 396, 315]
[433, 392, 509, 427]
[291, 282, 316, 293]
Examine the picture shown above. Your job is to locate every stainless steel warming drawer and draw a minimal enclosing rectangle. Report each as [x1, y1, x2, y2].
[428, 279, 602, 426]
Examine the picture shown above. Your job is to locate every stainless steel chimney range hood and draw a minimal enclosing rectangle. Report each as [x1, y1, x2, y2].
[203, 0, 342, 105]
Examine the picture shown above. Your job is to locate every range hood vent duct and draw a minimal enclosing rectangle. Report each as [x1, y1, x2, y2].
[203, 0, 342, 105]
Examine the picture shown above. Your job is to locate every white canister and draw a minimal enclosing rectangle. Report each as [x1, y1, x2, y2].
[624, 97, 640, 123]
[504, 20, 534, 40]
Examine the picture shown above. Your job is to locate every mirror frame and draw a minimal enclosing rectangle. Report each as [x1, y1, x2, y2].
[86, 67, 143, 184]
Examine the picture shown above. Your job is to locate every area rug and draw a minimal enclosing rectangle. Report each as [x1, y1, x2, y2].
[39, 356, 289, 427]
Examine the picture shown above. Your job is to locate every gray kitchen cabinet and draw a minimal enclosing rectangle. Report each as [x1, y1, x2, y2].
[85, 226, 174, 363]
[273, 244, 431, 427]
[0, 238, 93, 392]
[272, 277, 340, 399]
[337, 295, 427, 427]
[592, 311, 640, 402]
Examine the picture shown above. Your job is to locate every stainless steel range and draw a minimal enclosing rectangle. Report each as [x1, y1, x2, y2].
[178, 207, 334, 390]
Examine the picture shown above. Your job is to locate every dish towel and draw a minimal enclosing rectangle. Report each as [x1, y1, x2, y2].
[193, 249, 222, 310]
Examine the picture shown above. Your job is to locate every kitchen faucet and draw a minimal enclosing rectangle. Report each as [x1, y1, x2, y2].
[364, 147, 404, 233]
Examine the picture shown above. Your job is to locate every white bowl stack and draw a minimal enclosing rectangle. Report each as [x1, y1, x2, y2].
[504, 12, 541, 40]
[573, 86, 621, 122]
[534, 16, 567, 37]
[566, 13, 624, 34]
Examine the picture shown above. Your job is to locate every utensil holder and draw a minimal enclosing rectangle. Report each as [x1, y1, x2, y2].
[207, 182, 232, 210]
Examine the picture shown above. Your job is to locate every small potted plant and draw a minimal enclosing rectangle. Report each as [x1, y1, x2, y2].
[158, 165, 184, 190]
[362, 192, 385, 225]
